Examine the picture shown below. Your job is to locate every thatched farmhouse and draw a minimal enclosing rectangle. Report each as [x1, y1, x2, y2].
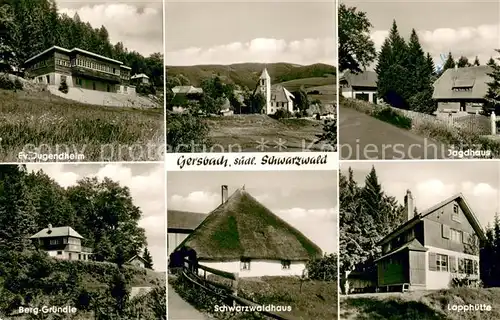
[339, 70, 378, 104]
[172, 185, 322, 277]
[432, 65, 492, 116]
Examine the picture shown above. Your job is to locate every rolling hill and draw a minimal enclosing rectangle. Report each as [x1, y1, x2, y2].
[166, 62, 336, 89]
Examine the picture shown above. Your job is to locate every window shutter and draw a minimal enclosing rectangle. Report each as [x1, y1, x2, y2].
[441, 224, 450, 239]
[473, 260, 479, 275]
[428, 252, 437, 271]
[449, 256, 457, 272]
[458, 258, 465, 273]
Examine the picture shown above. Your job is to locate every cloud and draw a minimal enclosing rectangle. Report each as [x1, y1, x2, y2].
[169, 191, 219, 213]
[370, 23, 499, 69]
[59, 3, 163, 56]
[166, 37, 336, 66]
[27, 163, 166, 271]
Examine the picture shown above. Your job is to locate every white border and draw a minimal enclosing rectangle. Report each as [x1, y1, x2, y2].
[335, 0, 340, 315]
[166, 152, 338, 171]
[162, 0, 169, 315]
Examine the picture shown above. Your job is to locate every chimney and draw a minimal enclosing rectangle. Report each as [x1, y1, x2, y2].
[47, 224, 52, 234]
[404, 190, 414, 221]
[221, 185, 228, 204]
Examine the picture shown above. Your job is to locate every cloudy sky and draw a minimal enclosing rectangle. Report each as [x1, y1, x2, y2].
[342, 0, 500, 69]
[27, 163, 166, 272]
[165, 0, 336, 66]
[167, 170, 338, 254]
[56, 0, 163, 56]
[342, 161, 500, 230]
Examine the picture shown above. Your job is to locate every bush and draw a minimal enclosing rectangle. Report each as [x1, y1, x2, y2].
[0, 75, 15, 90]
[167, 113, 211, 152]
[271, 108, 293, 119]
[372, 107, 412, 129]
[307, 253, 338, 281]
[59, 80, 68, 93]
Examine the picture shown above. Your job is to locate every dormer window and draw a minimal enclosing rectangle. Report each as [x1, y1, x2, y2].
[281, 260, 291, 269]
[240, 258, 251, 271]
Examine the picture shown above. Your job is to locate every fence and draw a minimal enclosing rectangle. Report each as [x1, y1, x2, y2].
[181, 258, 297, 320]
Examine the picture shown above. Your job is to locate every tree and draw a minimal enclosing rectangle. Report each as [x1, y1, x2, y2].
[315, 119, 337, 151]
[457, 56, 471, 68]
[338, 4, 376, 73]
[441, 52, 456, 73]
[484, 50, 500, 114]
[473, 56, 480, 66]
[249, 92, 266, 114]
[487, 57, 497, 67]
[167, 113, 211, 152]
[142, 248, 154, 269]
[292, 89, 310, 113]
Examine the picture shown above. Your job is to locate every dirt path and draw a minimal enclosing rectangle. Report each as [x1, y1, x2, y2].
[339, 106, 449, 160]
[168, 283, 210, 320]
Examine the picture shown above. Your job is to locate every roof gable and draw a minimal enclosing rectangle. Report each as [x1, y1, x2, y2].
[176, 188, 322, 261]
[340, 70, 377, 88]
[378, 193, 486, 246]
[168, 210, 207, 230]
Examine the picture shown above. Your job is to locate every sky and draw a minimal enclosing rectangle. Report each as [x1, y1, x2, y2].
[167, 170, 338, 254]
[341, 161, 500, 231]
[26, 163, 166, 272]
[56, 0, 163, 56]
[165, 0, 336, 66]
[342, 0, 500, 69]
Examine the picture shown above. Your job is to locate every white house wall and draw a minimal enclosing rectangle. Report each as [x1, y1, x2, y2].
[167, 232, 190, 256]
[199, 260, 307, 278]
[425, 245, 480, 290]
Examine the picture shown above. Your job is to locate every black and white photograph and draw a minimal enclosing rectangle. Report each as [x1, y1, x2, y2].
[0, 1, 164, 162]
[339, 161, 500, 319]
[166, 0, 337, 153]
[167, 170, 337, 319]
[0, 163, 166, 319]
[338, 0, 500, 160]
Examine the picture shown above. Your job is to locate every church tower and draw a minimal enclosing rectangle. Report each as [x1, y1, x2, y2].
[258, 68, 271, 114]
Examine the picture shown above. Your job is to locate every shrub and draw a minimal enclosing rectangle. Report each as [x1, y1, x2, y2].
[271, 109, 293, 119]
[372, 107, 412, 129]
[307, 253, 338, 281]
[14, 79, 23, 90]
[0, 75, 15, 90]
[59, 80, 69, 93]
[167, 113, 211, 152]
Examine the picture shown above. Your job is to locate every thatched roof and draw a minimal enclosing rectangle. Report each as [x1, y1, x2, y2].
[177, 188, 322, 261]
[340, 70, 377, 88]
[167, 210, 206, 231]
[433, 66, 492, 100]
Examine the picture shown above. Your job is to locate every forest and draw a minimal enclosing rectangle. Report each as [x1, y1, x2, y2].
[0, 0, 164, 87]
[0, 165, 165, 319]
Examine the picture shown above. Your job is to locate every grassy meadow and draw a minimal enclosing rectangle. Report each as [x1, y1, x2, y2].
[0, 89, 164, 161]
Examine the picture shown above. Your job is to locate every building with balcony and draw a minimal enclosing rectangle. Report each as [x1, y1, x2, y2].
[24, 46, 135, 95]
[30, 224, 93, 261]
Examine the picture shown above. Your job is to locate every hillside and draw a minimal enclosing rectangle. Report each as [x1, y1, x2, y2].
[340, 288, 500, 320]
[166, 62, 336, 89]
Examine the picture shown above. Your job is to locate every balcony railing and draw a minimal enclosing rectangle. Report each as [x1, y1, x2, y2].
[71, 66, 121, 83]
[64, 244, 93, 253]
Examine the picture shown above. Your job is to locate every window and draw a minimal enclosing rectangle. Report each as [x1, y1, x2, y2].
[450, 229, 463, 243]
[50, 239, 59, 245]
[46, 75, 50, 84]
[69, 253, 72, 260]
[57, 251, 62, 255]
[452, 204, 460, 222]
[463, 258, 474, 274]
[442, 224, 450, 239]
[240, 259, 251, 271]
[281, 260, 291, 270]
[436, 254, 448, 272]
[78, 254, 81, 260]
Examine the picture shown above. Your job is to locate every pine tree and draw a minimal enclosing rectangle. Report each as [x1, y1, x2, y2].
[485, 50, 500, 114]
[143, 247, 154, 269]
[407, 29, 426, 95]
[473, 56, 480, 66]
[442, 52, 456, 73]
[487, 57, 497, 67]
[457, 56, 471, 68]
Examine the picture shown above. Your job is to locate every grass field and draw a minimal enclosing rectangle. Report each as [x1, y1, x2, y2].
[340, 288, 500, 320]
[0, 89, 164, 161]
[277, 77, 336, 92]
[204, 114, 330, 152]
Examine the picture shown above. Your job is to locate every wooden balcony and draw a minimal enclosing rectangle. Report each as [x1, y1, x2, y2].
[71, 66, 121, 83]
[65, 244, 93, 253]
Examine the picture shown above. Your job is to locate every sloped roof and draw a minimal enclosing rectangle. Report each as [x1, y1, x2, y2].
[271, 85, 294, 102]
[127, 255, 147, 264]
[378, 193, 487, 246]
[172, 86, 203, 94]
[433, 66, 493, 100]
[168, 210, 207, 231]
[177, 188, 322, 261]
[340, 70, 377, 88]
[30, 226, 84, 239]
[131, 73, 149, 79]
[260, 68, 270, 79]
[374, 238, 427, 262]
[24, 46, 123, 65]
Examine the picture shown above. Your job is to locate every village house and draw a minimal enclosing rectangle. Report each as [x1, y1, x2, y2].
[131, 73, 150, 85]
[256, 68, 295, 115]
[167, 209, 207, 256]
[432, 65, 492, 117]
[24, 46, 135, 95]
[172, 185, 322, 277]
[30, 224, 93, 261]
[340, 70, 379, 104]
[127, 255, 148, 268]
[375, 191, 486, 291]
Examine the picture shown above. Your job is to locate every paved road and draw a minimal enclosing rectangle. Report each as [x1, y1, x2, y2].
[168, 283, 209, 320]
[339, 107, 450, 160]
